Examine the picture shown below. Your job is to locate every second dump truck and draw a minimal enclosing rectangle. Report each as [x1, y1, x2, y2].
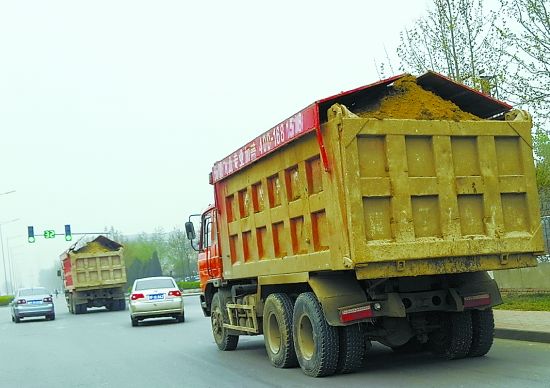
[60, 235, 127, 314]
[186, 72, 543, 377]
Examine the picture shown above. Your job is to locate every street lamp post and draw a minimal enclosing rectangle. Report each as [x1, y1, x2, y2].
[0, 218, 19, 295]
[6, 236, 23, 293]
[0, 190, 16, 295]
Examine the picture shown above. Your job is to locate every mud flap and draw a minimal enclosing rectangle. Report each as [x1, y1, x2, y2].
[308, 272, 405, 326]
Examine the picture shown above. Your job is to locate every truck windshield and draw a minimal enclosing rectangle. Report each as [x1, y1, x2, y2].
[135, 278, 175, 290]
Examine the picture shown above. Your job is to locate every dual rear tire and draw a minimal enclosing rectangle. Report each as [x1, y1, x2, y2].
[428, 309, 494, 359]
[264, 291, 363, 377]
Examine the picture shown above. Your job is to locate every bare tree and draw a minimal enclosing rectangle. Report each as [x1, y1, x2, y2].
[498, 0, 550, 122]
[397, 0, 508, 96]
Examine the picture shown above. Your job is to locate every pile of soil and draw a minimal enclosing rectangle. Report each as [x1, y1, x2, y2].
[358, 75, 480, 121]
[76, 241, 111, 254]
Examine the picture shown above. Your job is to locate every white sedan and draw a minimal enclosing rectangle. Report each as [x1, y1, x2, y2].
[129, 276, 185, 327]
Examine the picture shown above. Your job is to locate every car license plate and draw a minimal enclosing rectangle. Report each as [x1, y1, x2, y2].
[28, 300, 41, 305]
[148, 293, 164, 301]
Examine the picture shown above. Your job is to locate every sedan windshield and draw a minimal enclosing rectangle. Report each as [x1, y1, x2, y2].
[135, 278, 175, 291]
[19, 288, 50, 296]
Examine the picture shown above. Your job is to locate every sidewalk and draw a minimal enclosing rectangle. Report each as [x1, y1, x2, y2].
[494, 310, 550, 344]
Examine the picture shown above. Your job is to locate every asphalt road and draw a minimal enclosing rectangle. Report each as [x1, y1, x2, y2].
[1, 296, 549, 388]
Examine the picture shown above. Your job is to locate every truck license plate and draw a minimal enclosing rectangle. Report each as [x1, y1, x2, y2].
[149, 293, 164, 301]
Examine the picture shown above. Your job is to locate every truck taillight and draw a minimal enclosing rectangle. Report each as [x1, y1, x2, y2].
[463, 293, 491, 308]
[131, 293, 144, 300]
[168, 290, 182, 297]
[43, 297, 53, 303]
[339, 305, 374, 323]
[17, 299, 26, 304]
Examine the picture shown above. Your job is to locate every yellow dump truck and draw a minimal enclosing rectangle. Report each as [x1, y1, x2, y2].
[60, 235, 127, 314]
[185, 72, 544, 377]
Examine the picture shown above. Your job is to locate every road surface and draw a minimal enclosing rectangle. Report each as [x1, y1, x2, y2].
[1, 295, 549, 387]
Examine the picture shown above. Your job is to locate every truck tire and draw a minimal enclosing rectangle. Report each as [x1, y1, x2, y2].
[211, 292, 239, 351]
[76, 304, 87, 315]
[468, 309, 494, 357]
[429, 312, 472, 360]
[293, 292, 339, 377]
[263, 293, 298, 368]
[118, 299, 126, 311]
[68, 296, 74, 314]
[336, 324, 363, 374]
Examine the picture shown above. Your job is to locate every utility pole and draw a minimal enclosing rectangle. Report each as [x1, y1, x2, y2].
[0, 218, 19, 295]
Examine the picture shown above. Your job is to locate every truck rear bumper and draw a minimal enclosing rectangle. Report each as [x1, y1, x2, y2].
[14, 305, 55, 318]
[355, 253, 538, 280]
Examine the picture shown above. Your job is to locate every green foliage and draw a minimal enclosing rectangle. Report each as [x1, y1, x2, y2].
[495, 292, 550, 311]
[106, 226, 198, 287]
[534, 130, 550, 188]
[177, 281, 200, 290]
[0, 295, 14, 306]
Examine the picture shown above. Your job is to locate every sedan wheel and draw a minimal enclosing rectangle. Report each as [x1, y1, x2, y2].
[176, 312, 185, 323]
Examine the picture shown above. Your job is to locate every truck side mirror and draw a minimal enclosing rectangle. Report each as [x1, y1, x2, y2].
[185, 221, 196, 240]
[57, 270, 61, 277]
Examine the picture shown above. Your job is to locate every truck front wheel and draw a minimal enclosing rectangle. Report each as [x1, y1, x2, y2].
[211, 292, 239, 351]
[293, 292, 339, 377]
[263, 293, 298, 368]
[429, 312, 472, 360]
[468, 309, 494, 357]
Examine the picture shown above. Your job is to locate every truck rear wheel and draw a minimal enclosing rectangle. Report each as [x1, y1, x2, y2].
[263, 293, 298, 368]
[336, 324, 363, 374]
[293, 292, 339, 377]
[468, 309, 494, 357]
[211, 292, 239, 351]
[429, 312, 472, 360]
[75, 304, 87, 315]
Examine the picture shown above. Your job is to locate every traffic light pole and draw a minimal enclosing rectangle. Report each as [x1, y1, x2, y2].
[27, 224, 110, 243]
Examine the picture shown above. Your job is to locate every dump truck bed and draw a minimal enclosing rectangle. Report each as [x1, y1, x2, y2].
[61, 236, 126, 291]
[213, 74, 543, 281]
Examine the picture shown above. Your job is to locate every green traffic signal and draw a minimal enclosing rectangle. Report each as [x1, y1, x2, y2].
[27, 226, 35, 243]
[65, 224, 72, 241]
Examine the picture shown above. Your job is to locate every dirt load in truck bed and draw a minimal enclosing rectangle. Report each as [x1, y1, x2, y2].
[358, 75, 481, 121]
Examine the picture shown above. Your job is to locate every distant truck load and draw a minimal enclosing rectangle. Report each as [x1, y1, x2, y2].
[186, 72, 544, 377]
[60, 235, 127, 314]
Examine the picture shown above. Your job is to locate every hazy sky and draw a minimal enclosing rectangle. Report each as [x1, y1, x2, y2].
[0, 0, 429, 290]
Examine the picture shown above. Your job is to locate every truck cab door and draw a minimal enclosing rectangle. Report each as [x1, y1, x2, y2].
[198, 209, 223, 287]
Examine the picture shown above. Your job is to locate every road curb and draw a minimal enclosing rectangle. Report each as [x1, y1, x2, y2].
[495, 328, 550, 344]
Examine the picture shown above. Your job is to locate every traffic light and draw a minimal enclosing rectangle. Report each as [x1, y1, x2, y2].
[64, 224, 72, 241]
[27, 226, 35, 243]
